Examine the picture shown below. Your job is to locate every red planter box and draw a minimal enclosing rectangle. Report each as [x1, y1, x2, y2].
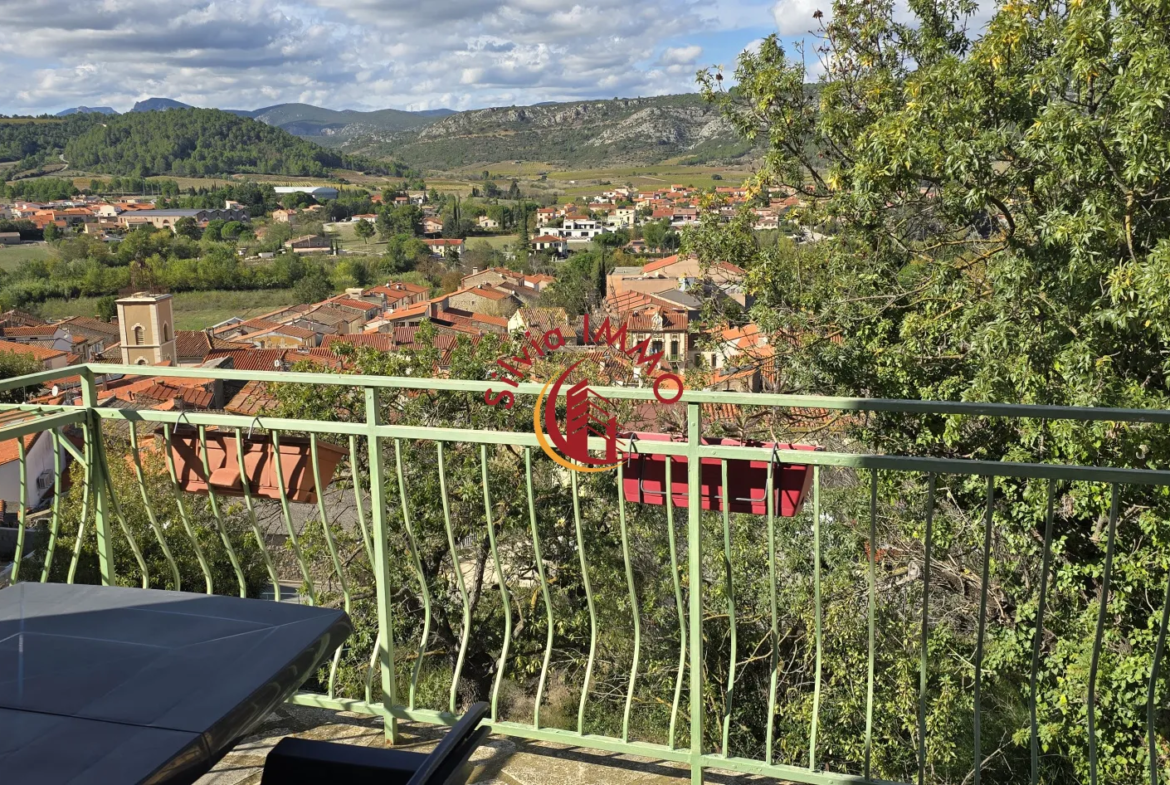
[621, 432, 819, 516]
[158, 427, 345, 504]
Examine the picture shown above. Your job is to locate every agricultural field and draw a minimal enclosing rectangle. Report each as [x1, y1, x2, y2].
[35, 288, 300, 330]
[0, 243, 53, 272]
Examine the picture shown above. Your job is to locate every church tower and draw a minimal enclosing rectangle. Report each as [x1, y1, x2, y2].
[117, 292, 177, 366]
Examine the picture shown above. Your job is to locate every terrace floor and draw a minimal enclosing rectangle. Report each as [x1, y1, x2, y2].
[196, 705, 770, 785]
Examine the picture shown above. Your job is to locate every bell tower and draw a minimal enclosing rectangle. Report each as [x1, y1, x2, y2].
[117, 292, 177, 366]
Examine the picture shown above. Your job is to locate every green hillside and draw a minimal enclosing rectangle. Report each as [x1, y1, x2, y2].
[60, 108, 402, 177]
[248, 103, 440, 139]
[340, 93, 759, 169]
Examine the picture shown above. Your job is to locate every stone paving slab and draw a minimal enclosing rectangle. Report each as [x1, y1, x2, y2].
[196, 704, 776, 785]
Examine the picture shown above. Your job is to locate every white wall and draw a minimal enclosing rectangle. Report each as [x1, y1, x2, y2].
[0, 430, 66, 508]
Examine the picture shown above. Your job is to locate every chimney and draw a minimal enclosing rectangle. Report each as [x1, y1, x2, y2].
[471, 267, 480, 275]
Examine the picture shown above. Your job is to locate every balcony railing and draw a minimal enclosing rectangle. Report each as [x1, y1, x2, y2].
[0, 362, 1168, 785]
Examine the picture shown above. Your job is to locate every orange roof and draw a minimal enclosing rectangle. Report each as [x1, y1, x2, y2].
[0, 339, 65, 361]
[447, 284, 508, 301]
[328, 297, 378, 312]
[2, 325, 60, 338]
[641, 254, 682, 273]
[531, 235, 564, 243]
[133, 383, 213, 409]
[225, 379, 276, 416]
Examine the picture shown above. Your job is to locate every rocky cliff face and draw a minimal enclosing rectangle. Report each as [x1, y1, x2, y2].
[338, 94, 754, 169]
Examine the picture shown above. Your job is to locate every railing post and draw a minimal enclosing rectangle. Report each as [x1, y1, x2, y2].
[365, 387, 398, 743]
[81, 368, 113, 586]
[687, 402, 704, 784]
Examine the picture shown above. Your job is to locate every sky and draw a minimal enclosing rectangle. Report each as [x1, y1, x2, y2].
[0, 0, 830, 115]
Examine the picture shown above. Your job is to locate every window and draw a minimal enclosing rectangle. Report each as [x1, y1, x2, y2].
[132, 325, 144, 346]
[162, 323, 170, 342]
[136, 358, 147, 366]
[670, 340, 679, 359]
[652, 340, 664, 356]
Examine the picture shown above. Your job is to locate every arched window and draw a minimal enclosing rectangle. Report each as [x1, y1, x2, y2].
[133, 325, 144, 345]
[136, 358, 147, 366]
[162, 323, 170, 342]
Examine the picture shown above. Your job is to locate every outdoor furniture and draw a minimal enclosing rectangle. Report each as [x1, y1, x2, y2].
[0, 582, 351, 785]
[260, 702, 490, 785]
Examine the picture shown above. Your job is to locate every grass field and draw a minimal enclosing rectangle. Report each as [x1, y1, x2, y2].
[35, 288, 301, 330]
[0, 243, 53, 272]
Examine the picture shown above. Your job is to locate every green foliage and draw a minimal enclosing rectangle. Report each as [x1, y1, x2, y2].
[0, 349, 41, 403]
[293, 264, 334, 304]
[58, 108, 398, 177]
[30, 431, 268, 595]
[688, 1, 1170, 782]
[353, 218, 375, 244]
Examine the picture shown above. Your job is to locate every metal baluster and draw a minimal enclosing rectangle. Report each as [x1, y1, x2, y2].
[1030, 480, 1055, 785]
[481, 444, 512, 722]
[618, 458, 641, 742]
[528, 448, 556, 730]
[129, 421, 180, 590]
[315, 434, 352, 698]
[687, 401, 704, 785]
[197, 425, 245, 597]
[364, 388, 397, 743]
[438, 442, 472, 717]
[66, 423, 93, 585]
[720, 459, 738, 758]
[765, 458, 779, 764]
[11, 438, 27, 582]
[864, 469, 877, 779]
[1088, 484, 1120, 785]
[973, 476, 995, 785]
[349, 435, 374, 568]
[233, 428, 278, 601]
[918, 474, 936, 785]
[94, 421, 149, 588]
[39, 430, 63, 582]
[270, 430, 315, 604]
[809, 466, 823, 771]
[573, 468, 599, 736]
[666, 455, 687, 751]
[162, 425, 213, 594]
[1147, 548, 1170, 785]
[395, 439, 430, 711]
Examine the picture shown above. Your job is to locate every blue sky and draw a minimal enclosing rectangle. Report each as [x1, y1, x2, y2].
[0, 0, 827, 115]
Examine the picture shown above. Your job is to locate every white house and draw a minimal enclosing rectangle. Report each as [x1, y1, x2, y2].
[551, 218, 609, 243]
[0, 427, 68, 508]
[476, 215, 500, 230]
[531, 235, 568, 255]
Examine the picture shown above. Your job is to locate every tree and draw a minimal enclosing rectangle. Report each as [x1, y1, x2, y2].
[692, 2, 1170, 782]
[293, 265, 333, 304]
[353, 219, 375, 244]
[95, 295, 118, 322]
[42, 222, 61, 243]
[202, 220, 225, 242]
[173, 216, 201, 240]
[0, 350, 42, 403]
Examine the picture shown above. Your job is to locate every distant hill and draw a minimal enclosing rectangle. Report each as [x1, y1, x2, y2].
[56, 106, 118, 117]
[337, 94, 757, 169]
[130, 97, 194, 112]
[60, 108, 404, 177]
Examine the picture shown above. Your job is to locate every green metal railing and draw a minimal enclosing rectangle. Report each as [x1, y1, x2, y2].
[0, 363, 1169, 785]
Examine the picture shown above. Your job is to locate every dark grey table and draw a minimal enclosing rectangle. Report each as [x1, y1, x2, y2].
[0, 583, 351, 785]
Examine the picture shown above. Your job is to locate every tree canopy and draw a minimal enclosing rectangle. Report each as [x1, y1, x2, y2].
[686, 0, 1170, 782]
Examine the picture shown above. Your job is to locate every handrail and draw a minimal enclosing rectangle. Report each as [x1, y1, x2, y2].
[3, 362, 1170, 424]
[2, 362, 1169, 785]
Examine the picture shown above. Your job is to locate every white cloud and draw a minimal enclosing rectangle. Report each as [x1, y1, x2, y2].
[658, 46, 703, 67]
[771, 0, 827, 36]
[0, 0, 716, 114]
